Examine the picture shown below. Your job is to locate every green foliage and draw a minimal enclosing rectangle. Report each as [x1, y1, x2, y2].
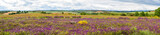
[0, 32, 10, 35]
[91, 13, 98, 15]
[16, 11, 21, 14]
[16, 32, 29, 35]
[145, 12, 149, 16]
[155, 7, 160, 17]
[16, 11, 28, 14]
[9, 13, 16, 15]
[131, 30, 155, 35]
[121, 13, 127, 16]
[24, 11, 28, 13]
[0, 11, 10, 14]
[41, 11, 47, 14]
[80, 12, 87, 15]
[140, 11, 145, 16]
[135, 11, 139, 16]
[62, 12, 64, 14]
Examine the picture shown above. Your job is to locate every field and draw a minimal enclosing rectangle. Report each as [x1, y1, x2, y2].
[0, 13, 160, 35]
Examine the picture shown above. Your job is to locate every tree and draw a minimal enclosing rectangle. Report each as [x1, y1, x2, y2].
[135, 11, 139, 16]
[145, 12, 149, 16]
[80, 12, 86, 15]
[91, 13, 98, 15]
[140, 11, 145, 16]
[121, 13, 126, 16]
[155, 7, 160, 17]
[62, 12, 64, 14]
[16, 10, 21, 14]
[41, 11, 46, 14]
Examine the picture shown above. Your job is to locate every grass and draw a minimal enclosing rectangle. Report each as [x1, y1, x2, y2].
[0, 13, 158, 19]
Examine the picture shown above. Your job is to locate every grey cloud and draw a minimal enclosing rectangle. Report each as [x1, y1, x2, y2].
[114, 0, 160, 6]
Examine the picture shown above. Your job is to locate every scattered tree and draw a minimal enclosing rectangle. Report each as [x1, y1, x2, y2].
[121, 13, 127, 16]
[80, 12, 86, 15]
[62, 12, 64, 14]
[41, 11, 47, 14]
[155, 7, 160, 17]
[135, 11, 139, 16]
[145, 12, 149, 16]
[140, 11, 145, 16]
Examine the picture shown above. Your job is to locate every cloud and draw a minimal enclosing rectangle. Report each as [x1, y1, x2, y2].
[114, 0, 160, 6]
[0, 0, 159, 11]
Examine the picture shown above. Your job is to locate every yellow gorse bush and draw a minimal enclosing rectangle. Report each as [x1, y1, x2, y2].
[78, 20, 88, 24]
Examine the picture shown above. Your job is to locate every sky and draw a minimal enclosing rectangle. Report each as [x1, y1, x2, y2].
[0, 0, 160, 11]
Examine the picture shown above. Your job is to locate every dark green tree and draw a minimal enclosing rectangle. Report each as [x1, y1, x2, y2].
[41, 11, 46, 14]
[121, 13, 126, 16]
[91, 13, 98, 15]
[145, 12, 149, 16]
[155, 7, 160, 17]
[62, 12, 64, 14]
[16, 10, 21, 14]
[80, 12, 86, 15]
[135, 11, 139, 16]
[24, 11, 28, 13]
[140, 11, 145, 16]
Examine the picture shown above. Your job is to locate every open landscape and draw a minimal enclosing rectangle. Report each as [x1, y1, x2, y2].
[0, 8, 160, 35]
[0, 0, 160, 35]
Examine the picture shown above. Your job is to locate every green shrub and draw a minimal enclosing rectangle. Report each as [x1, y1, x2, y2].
[155, 7, 160, 17]
[80, 12, 87, 15]
[121, 13, 127, 16]
[0, 32, 10, 35]
[140, 11, 145, 16]
[135, 11, 139, 16]
[145, 12, 149, 16]
[91, 13, 98, 15]
[9, 13, 16, 15]
[131, 30, 155, 35]
[41, 11, 47, 14]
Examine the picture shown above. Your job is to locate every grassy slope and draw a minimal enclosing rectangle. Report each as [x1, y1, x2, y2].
[0, 13, 159, 19]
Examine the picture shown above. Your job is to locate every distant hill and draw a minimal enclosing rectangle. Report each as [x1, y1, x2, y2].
[0, 10, 154, 12]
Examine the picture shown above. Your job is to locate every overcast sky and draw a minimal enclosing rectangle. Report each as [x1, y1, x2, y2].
[0, 0, 160, 11]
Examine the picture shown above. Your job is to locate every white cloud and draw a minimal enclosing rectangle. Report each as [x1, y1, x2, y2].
[0, 0, 159, 11]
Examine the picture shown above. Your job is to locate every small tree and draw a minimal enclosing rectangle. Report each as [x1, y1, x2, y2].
[145, 12, 149, 16]
[80, 12, 86, 15]
[140, 11, 145, 16]
[41, 11, 46, 14]
[16, 10, 21, 14]
[135, 11, 139, 16]
[155, 7, 160, 17]
[121, 13, 127, 16]
[91, 13, 98, 15]
[62, 12, 64, 14]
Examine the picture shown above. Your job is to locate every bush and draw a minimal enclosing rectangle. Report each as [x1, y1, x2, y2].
[9, 13, 16, 15]
[140, 11, 145, 16]
[135, 11, 139, 16]
[0, 32, 10, 35]
[155, 7, 160, 17]
[80, 12, 86, 15]
[131, 30, 155, 35]
[41, 11, 47, 14]
[62, 12, 64, 14]
[91, 13, 98, 15]
[121, 13, 127, 16]
[145, 12, 149, 16]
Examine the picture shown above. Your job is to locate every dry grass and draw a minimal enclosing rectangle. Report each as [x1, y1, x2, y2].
[0, 13, 159, 18]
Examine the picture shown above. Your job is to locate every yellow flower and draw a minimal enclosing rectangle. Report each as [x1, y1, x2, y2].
[78, 20, 88, 24]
